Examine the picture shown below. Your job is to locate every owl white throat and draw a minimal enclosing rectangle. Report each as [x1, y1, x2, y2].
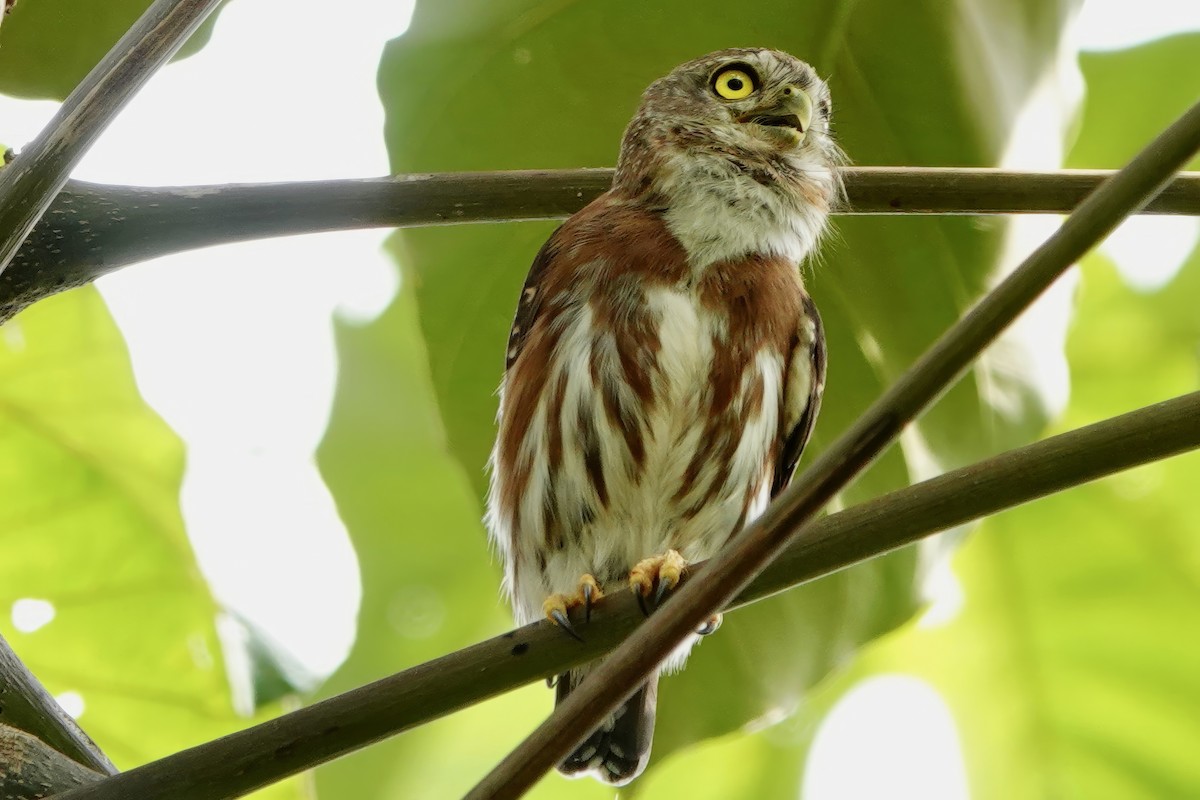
[655, 147, 837, 270]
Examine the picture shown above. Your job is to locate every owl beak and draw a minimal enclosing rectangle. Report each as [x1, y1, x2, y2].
[738, 85, 814, 142]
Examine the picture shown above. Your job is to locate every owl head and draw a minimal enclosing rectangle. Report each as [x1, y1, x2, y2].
[614, 48, 842, 195]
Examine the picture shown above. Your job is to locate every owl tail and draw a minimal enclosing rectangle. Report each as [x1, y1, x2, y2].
[555, 665, 658, 786]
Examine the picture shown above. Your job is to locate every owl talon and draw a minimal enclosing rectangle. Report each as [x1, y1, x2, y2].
[543, 574, 601, 641]
[580, 574, 602, 622]
[630, 549, 688, 614]
[697, 613, 722, 636]
[654, 577, 672, 608]
[549, 608, 584, 642]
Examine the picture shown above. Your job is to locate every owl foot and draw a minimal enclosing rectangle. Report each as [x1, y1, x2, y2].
[543, 573, 603, 642]
[629, 549, 687, 616]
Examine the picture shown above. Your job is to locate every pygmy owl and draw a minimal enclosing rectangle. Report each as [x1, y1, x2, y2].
[486, 48, 841, 785]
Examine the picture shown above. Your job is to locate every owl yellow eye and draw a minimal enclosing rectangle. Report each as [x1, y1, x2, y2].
[712, 67, 756, 100]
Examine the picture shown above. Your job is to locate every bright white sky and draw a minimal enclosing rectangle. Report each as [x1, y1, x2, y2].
[2, 0, 1198, 795]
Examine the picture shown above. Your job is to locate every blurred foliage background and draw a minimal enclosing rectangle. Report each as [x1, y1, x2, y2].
[1, 1, 1199, 799]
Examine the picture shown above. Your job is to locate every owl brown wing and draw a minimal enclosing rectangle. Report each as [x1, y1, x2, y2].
[771, 293, 827, 498]
[505, 224, 566, 371]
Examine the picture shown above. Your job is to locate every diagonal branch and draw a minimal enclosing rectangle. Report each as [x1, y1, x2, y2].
[2, 168, 1198, 323]
[468, 99, 1200, 798]
[0, 0, 224, 276]
[0, 634, 116, 775]
[53, 390, 1200, 800]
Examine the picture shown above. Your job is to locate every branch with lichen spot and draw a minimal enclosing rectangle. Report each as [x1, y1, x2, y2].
[2, 167, 1198, 323]
[50, 390, 1200, 800]
[0, 635, 113, 799]
[0, 634, 116, 776]
[0, 724, 105, 799]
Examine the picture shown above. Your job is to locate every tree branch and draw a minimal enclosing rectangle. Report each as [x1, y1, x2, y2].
[53, 391, 1200, 800]
[469, 99, 1200, 798]
[0, 634, 116, 775]
[0, 0, 224, 276]
[0, 723, 103, 799]
[2, 168, 1198, 323]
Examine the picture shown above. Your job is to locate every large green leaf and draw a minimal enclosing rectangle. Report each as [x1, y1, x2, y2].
[833, 33, 1200, 799]
[0, 289, 297, 797]
[859, 248, 1200, 799]
[0, 0, 225, 100]
[1067, 33, 1200, 171]
[314, 1, 1076, 795]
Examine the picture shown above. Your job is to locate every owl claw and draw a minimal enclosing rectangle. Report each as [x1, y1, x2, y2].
[654, 576, 673, 607]
[578, 573, 602, 622]
[697, 613, 722, 636]
[549, 607, 584, 642]
[543, 574, 602, 641]
[630, 549, 688, 615]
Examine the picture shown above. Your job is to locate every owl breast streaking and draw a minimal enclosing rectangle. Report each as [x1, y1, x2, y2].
[485, 48, 842, 785]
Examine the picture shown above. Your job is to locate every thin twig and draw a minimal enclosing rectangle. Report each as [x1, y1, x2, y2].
[468, 100, 1200, 799]
[53, 391, 1200, 800]
[0, 634, 116, 775]
[0, 0, 224, 276]
[2, 168, 1198, 323]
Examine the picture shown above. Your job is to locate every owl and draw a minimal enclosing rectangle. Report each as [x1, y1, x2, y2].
[485, 48, 841, 785]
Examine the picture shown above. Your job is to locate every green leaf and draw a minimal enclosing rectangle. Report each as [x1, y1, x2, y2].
[828, 33, 1200, 799]
[0, 289, 298, 798]
[857, 244, 1200, 799]
[1067, 33, 1200, 171]
[314, 0, 1076, 794]
[0, 0, 226, 101]
[226, 613, 317, 712]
